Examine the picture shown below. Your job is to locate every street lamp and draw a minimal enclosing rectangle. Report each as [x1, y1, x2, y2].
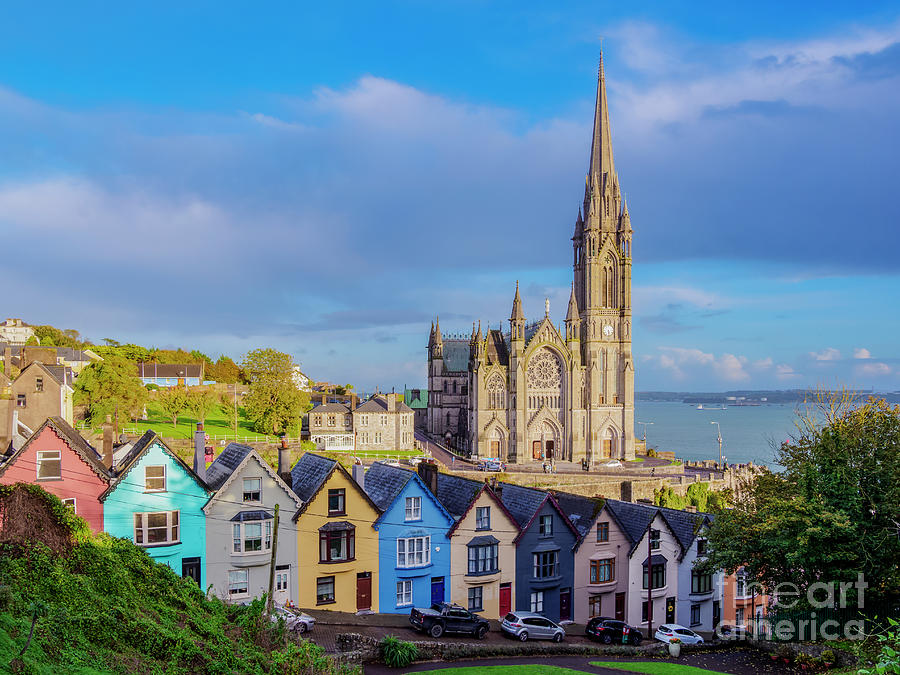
[636, 421, 654, 441]
[710, 421, 723, 465]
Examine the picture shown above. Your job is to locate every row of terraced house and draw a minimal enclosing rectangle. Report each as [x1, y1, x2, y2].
[0, 415, 763, 632]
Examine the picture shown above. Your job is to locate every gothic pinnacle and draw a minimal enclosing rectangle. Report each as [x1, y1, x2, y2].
[511, 281, 525, 321]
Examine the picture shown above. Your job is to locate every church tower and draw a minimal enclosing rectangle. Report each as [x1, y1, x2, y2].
[572, 52, 635, 461]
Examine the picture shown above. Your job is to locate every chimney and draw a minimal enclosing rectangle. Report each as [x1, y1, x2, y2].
[684, 505, 698, 513]
[193, 422, 206, 482]
[277, 436, 292, 485]
[352, 463, 365, 492]
[350, 393, 358, 410]
[417, 461, 438, 496]
[489, 476, 503, 499]
[387, 394, 397, 413]
[3, 345, 11, 374]
[102, 415, 114, 469]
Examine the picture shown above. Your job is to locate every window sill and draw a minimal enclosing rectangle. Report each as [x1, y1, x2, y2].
[474, 526, 491, 532]
[328, 512, 347, 517]
[689, 590, 714, 597]
[35, 477, 63, 482]
[319, 558, 356, 565]
[466, 569, 499, 577]
[144, 489, 168, 494]
[404, 518, 423, 523]
[316, 599, 336, 606]
[138, 541, 182, 549]
[588, 579, 617, 587]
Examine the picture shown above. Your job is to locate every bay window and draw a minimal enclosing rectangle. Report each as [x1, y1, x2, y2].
[134, 511, 179, 545]
[397, 536, 430, 568]
[319, 525, 355, 562]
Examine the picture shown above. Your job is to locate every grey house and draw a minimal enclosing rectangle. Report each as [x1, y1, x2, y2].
[203, 443, 303, 605]
[498, 483, 580, 622]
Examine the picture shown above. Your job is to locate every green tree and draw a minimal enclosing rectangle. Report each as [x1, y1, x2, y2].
[185, 387, 218, 425]
[157, 387, 188, 427]
[73, 355, 148, 428]
[208, 355, 242, 383]
[220, 391, 241, 436]
[241, 349, 309, 435]
[698, 394, 900, 607]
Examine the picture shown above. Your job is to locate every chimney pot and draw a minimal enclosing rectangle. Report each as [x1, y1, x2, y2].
[277, 438, 291, 485]
[352, 463, 365, 492]
[417, 461, 438, 496]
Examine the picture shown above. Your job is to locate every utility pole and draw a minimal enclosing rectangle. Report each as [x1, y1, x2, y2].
[266, 503, 280, 615]
[647, 523, 654, 638]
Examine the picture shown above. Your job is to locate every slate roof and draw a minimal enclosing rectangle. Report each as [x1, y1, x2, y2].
[497, 482, 548, 529]
[0, 416, 110, 482]
[433, 472, 483, 520]
[205, 443, 253, 490]
[42, 364, 75, 387]
[355, 397, 388, 413]
[553, 490, 604, 539]
[363, 462, 414, 511]
[603, 499, 658, 545]
[485, 330, 509, 366]
[309, 402, 351, 414]
[656, 505, 710, 551]
[290, 453, 337, 502]
[136, 363, 203, 378]
[442, 340, 469, 373]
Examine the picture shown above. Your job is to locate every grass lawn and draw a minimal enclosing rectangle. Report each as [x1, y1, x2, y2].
[416, 667, 592, 675]
[590, 663, 728, 675]
[627, 457, 646, 463]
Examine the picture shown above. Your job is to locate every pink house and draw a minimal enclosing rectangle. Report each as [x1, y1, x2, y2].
[0, 417, 111, 532]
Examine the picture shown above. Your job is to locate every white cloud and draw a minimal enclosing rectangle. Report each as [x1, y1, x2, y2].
[809, 347, 842, 361]
[651, 347, 749, 382]
[753, 357, 774, 369]
[853, 347, 872, 359]
[776, 364, 803, 380]
[856, 362, 892, 377]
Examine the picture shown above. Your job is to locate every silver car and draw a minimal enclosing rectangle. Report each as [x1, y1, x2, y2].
[501, 612, 565, 642]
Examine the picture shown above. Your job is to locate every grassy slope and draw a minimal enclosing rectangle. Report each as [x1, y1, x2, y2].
[0, 488, 354, 675]
[417, 668, 593, 675]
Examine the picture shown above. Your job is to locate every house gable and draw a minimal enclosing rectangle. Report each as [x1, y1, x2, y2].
[203, 450, 301, 514]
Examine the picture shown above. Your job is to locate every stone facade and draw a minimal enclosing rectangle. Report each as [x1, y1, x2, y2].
[427, 55, 635, 464]
[352, 395, 415, 454]
[0, 319, 35, 346]
[309, 402, 355, 452]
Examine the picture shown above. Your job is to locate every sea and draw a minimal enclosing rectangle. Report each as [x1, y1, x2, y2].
[635, 400, 805, 468]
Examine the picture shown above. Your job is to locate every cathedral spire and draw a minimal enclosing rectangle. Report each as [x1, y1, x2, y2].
[588, 50, 616, 186]
[510, 281, 525, 322]
[566, 283, 580, 322]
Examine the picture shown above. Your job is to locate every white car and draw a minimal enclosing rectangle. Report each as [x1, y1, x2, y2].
[655, 624, 704, 645]
[602, 460, 623, 468]
[270, 605, 316, 633]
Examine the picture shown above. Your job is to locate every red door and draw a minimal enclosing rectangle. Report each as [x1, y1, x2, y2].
[357, 572, 372, 611]
[499, 583, 512, 617]
[615, 592, 626, 621]
[532, 441, 542, 460]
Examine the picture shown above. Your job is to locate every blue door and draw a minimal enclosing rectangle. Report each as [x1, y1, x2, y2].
[431, 577, 445, 605]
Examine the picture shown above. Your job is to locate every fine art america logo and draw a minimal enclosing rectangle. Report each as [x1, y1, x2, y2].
[715, 574, 871, 642]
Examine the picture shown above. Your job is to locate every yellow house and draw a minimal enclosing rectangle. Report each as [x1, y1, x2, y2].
[291, 453, 381, 612]
[446, 481, 519, 619]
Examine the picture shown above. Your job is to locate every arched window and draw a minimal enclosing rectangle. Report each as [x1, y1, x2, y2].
[487, 374, 505, 410]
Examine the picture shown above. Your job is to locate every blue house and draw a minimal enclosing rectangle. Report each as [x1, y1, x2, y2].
[100, 431, 209, 588]
[136, 363, 204, 387]
[362, 462, 454, 614]
[498, 482, 580, 622]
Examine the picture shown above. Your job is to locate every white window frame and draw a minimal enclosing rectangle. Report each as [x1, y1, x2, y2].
[396, 580, 413, 607]
[133, 511, 180, 546]
[275, 571, 289, 592]
[530, 591, 544, 613]
[405, 496, 422, 521]
[374, 432, 382, 444]
[397, 536, 430, 568]
[232, 520, 273, 554]
[36, 450, 62, 480]
[475, 506, 490, 530]
[242, 477, 262, 502]
[61, 497, 76, 512]
[144, 465, 167, 492]
[228, 569, 250, 598]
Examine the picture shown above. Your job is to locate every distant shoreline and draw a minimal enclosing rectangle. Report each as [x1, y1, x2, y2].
[636, 389, 898, 405]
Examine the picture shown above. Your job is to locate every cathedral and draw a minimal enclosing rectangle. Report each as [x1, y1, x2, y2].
[426, 54, 635, 464]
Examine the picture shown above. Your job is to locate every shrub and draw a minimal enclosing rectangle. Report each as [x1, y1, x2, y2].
[380, 635, 418, 668]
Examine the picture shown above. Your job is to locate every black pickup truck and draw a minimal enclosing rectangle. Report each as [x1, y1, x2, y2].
[409, 603, 489, 639]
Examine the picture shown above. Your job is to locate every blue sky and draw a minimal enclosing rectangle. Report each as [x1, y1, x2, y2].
[1, 1, 899, 392]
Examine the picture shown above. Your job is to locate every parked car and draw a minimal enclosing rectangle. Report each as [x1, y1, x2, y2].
[717, 624, 748, 640]
[601, 460, 623, 468]
[500, 612, 565, 642]
[409, 603, 489, 639]
[478, 459, 505, 472]
[270, 605, 316, 633]
[655, 624, 704, 644]
[585, 617, 643, 645]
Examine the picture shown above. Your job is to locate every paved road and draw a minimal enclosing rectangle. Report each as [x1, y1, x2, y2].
[363, 648, 801, 675]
